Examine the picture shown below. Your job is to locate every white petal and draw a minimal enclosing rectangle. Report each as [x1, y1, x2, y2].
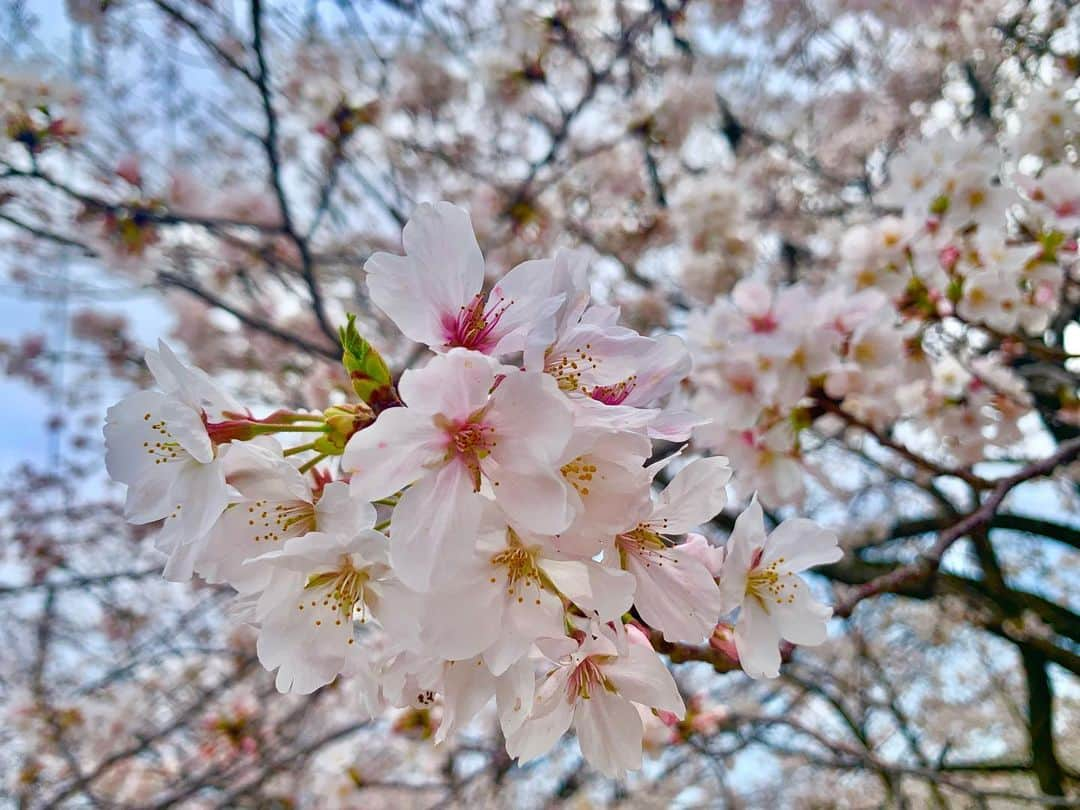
[718, 498, 766, 613]
[104, 390, 187, 487]
[316, 481, 377, 535]
[648, 456, 732, 535]
[506, 668, 574, 764]
[496, 657, 536, 737]
[734, 598, 782, 679]
[397, 348, 497, 417]
[761, 519, 842, 572]
[574, 690, 644, 777]
[342, 407, 443, 502]
[435, 657, 494, 745]
[366, 202, 484, 348]
[539, 558, 635, 622]
[388, 462, 482, 591]
[771, 576, 833, 646]
[605, 643, 685, 718]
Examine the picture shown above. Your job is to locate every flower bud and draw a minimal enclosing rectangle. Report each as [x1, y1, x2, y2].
[338, 314, 400, 412]
[314, 402, 374, 456]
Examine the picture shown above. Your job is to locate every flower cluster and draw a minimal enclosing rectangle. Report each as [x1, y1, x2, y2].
[689, 122, 1075, 508]
[104, 202, 841, 776]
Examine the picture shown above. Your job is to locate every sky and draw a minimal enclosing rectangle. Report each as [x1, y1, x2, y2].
[0, 2, 173, 473]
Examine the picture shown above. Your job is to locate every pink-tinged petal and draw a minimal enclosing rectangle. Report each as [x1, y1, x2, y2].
[732, 279, 773, 319]
[420, 576, 504, 663]
[734, 598, 782, 679]
[771, 576, 833, 646]
[538, 558, 635, 622]
[621, 334, 692, 408]
[146, 340, 240, 415]
[495, 658, 536, 737]
[605, 643, 686, 718]
[648, 456, 732, 535]
[486, 463, 575, 536]
[770, 456, 806, 504]
[761, 519, 842, 572]
[488, 371, 573, 468]
[487, 587, 564, 675]
[365, 202, 484, 348]
[159, 460, 230, 581]
[624, 547, 722, 644]
[647, 408, 708, 442]
[717, 498, 766, 613]
[506, 668, 575, 764]
[397, 348, 498, 417]
[574, 689, 644, 777]
[435, 657, 495, 745]
[315, 481, 377, 536]
[343, 407, 443, 502]
[487, 258, 563, 356]
[680, 532, 725, 577]
[389, 461, 481, 590]
[569, 399, 660, 433]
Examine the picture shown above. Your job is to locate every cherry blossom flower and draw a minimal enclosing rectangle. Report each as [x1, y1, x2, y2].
[343, 348, 575, 589]
[248, 529, 404, 694]
[364, 202, 561, 355]
[419, 504, 635, 674]
[718, 498, 842, 679]
[196, 438, 374, 592]
[104, 341, 240, 581]
[609, 456, 732, 643]
[505, 625, 685, 777]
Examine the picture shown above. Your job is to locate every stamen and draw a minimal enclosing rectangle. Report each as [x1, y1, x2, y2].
[442, 292, 514, 352]
[299, 555, 372, 640]
[745, 555, 796, 611]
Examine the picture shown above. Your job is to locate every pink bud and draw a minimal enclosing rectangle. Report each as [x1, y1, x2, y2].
[116, 156, 141, 186]
[708, 623, 739, 663]
[938, 245, 960, 271]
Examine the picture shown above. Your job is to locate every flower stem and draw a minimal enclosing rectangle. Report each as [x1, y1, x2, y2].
[298, 453, 329, 474]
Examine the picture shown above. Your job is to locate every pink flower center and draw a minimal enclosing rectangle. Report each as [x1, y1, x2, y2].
[1054, 200, 1078, 218]
[442, 292, 513, 353]
[436, 413, 496, 491]
[566, 655, 613, 700]
[747, 312, 778, 333]
[589, 376, 637, 405]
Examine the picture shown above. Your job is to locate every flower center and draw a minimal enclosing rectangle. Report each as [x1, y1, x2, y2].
[748, 313, 777, 334]
[745, 554, 796, 612]
[435, 412, 496, 491]
[442, 292, 513, 353]
[299, 555, 371, 642]
[489, 531, 545, 606]
[545, 344, 599, 394]
[590, 377, 636, 405]
[566, 656, 615, 700]
[141, 412, 189, 465]
[560, 456, 597, 497]
[244, 499, 316, 543]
